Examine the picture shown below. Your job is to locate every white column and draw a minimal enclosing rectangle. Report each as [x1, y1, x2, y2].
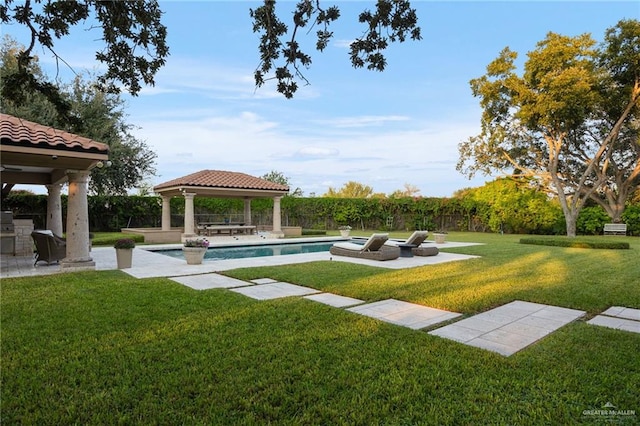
[161, 195, 171, 231]
[182, 192, 197, 240]
[243, 198, 252, 225]
[61, 171, 95, 270]
[271, 196, 284, 238]
[46, 183, 63, 236]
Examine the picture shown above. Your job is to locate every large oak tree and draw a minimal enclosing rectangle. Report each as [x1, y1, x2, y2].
[457, 19, 640, 236]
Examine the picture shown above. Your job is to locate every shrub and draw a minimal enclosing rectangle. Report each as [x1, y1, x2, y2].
[576, 207, 609, 235]
[113, 238, 136, 249]
[519, 237, 629, 250]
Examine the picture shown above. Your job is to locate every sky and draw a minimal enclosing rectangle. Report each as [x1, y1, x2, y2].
[4, 1, 639, 197]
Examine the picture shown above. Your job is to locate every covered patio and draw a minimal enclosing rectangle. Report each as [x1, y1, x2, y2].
[152, 170, 290, 241]
[0, 113, 110, 271]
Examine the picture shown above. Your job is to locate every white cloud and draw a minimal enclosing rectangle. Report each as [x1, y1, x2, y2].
[318, 115, 410, 128]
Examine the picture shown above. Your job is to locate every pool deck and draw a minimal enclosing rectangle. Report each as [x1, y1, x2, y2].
[1, 236, 482, 279]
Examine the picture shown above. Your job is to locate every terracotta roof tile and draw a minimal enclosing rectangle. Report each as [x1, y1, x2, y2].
[0, 113, 109, 153]
[154, 170, 289, 192]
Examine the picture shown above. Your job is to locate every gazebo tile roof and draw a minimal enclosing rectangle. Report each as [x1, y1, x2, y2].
[0, 113, 109, 152]
[153, 170, 289, 192]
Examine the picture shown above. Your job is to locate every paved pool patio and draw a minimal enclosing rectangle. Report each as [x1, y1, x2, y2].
[1, 237, 483, 279]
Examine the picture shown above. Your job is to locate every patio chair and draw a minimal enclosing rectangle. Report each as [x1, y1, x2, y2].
[330, 233, 400, 261]
[31, 230, 66, 266]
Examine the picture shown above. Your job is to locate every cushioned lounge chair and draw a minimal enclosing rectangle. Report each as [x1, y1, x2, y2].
[330, 233, 400, 261]
[384, 230, 429, 247]
[31, 230, 66, 266]
[384, 230, 439, 256]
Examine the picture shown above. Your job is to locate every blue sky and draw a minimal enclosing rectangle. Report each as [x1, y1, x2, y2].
[5, 1, 639, 196]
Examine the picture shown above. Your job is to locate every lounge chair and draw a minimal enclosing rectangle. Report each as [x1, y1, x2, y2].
[330, 233, 400, 261]
[384, 230, 439, 257]
[31, 230, 66, 266]
[384, 230, 429, 247]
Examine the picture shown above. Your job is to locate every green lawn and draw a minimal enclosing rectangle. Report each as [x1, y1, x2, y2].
[2, 233, 639, 424]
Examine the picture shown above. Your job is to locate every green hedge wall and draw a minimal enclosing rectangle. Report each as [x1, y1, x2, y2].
[3, 194, 638, 236]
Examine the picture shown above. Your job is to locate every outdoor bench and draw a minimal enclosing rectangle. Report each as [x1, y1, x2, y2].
[603, 223, 627, 235]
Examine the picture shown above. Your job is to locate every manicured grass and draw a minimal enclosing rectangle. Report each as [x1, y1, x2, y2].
[2, 233, 639, 424]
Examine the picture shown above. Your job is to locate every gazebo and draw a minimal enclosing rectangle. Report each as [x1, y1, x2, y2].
[0, 113, 110, 270]
[153, 170, 290, 240]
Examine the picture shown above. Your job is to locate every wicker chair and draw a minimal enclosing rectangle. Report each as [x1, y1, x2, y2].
[31, 230, 66, 266]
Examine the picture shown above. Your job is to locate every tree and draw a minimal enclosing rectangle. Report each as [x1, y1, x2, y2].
[581, 20, 640, 222]
[457, 20, 640, 237]
[389, 183, 421, 198]
[251, 0, 421, 98]
[462, 178, 562, 234]
[323, 181, 374, 198]
[1, 0, 168, 126]
[1, 37, 157, 196]
[261, 170, 303, 197]
[1, 1, 421, 118]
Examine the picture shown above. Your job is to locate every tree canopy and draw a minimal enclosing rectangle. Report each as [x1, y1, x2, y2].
[260, 170, 303, 197]
[457, 19, 640, 237]
[1, 0, 421, 121]
[1, 36, 157, 196]
[324, 181, 376, 198]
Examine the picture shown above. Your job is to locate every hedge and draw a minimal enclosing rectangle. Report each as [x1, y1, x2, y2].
[3, 193, 639, 236]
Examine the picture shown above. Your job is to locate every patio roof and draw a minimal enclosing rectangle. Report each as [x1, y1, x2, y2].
[153, 169, 290, 198]
[0, 113, 110, 187]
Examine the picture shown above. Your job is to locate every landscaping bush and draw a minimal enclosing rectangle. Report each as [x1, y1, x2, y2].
[519, 237, 630, 249]
[576, 206, 609, 235]
[92, 233, 144, 247]
[622, 203, 640, 236]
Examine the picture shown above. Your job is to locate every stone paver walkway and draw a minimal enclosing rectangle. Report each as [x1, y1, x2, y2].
[587, 306, 640, 334]
[347, 299, 462, 330]
[429, 301, 585, 356]
[166, 273, 601, 356]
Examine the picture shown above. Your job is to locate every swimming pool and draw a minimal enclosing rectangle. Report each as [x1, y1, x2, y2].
[156, 241, 336, 261]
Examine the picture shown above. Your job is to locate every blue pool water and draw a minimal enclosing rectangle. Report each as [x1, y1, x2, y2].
[157, 241, 336, 261]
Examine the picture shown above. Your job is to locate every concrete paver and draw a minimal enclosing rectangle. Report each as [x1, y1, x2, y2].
[347, 299, 462, 330]
[601, 306, 640, 321]
[588, 312, 640, 334]
[231, 282, 321, 300]
[169, 273, 250, 290]
[588, 316, 640, 333]
[303, 293, 365, 308]
[429, 301, 585, 356]
[251, 278, 278, 284]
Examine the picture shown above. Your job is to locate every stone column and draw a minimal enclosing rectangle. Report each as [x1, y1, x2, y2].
[46, 183, 64, 237]
[271, 196, 284, 238]
[61, 171, 95, 270]
[182, 192, 197, 241]
[243, 198, 252, 225]
[161, 195, 171, 231]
